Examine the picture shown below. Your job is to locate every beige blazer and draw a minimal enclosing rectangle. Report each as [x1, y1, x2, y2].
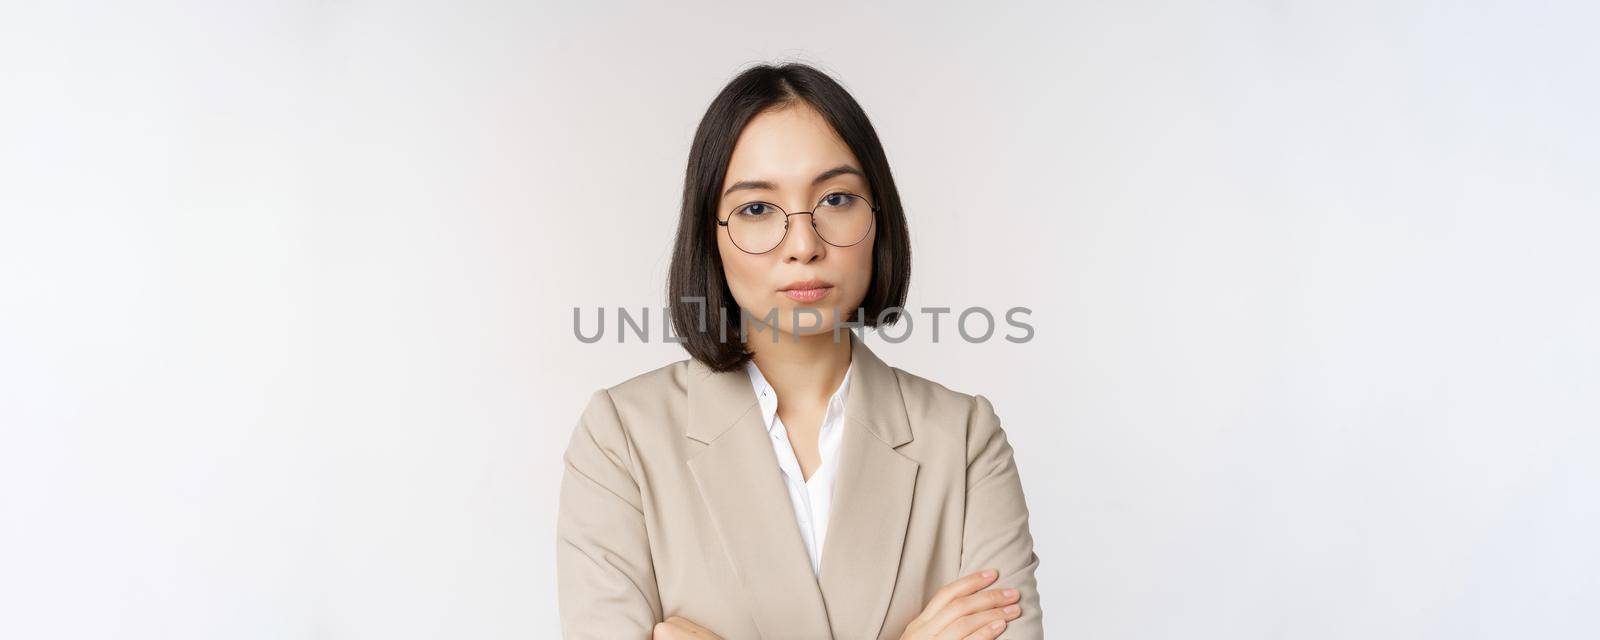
[556, 334, 1044, 639]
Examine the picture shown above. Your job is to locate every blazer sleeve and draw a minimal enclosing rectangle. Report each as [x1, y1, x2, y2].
[556, 388, 663, 638]
[960, 394, 1045, 639]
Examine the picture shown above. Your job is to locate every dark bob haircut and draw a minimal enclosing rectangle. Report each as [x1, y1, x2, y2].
[667, 62, 912, 373]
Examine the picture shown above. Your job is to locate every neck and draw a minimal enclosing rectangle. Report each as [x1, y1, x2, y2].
[743, 321, 854, 409]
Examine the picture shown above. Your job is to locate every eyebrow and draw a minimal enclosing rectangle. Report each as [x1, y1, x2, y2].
[721, 165, 866, 199]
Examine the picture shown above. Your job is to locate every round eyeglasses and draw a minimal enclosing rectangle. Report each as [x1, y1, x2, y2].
[717, 192, 879, 255]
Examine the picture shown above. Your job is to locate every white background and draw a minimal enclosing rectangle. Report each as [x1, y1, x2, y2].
[3, 1, 1597, 638]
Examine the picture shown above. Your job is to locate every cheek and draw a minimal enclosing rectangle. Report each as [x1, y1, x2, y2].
[718, 248, 764, 301]
[845, 240, 876, 295]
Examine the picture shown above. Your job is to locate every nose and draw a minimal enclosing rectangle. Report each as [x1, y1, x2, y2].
[779, 211, 825, 264]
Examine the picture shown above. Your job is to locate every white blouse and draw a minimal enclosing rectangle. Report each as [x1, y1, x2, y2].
[743, 358, 855, 576]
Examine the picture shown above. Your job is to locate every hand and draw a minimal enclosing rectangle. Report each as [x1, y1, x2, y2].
[653, 615, 723, 640]
[898, 568, 1024, 640]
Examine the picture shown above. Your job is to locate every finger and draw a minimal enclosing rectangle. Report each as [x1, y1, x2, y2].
[925, 568, 1000, 614]
[657, 616, 715, 640]
[932, 587, 1020, 630]
[654, 618, 688, 640]
[671, 616, 710, 632]
[940, 606, 1019, 640]
[959, 618, 1007, 640]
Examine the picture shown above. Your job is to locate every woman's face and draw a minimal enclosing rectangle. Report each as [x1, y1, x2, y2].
[715, 102, 876, 340]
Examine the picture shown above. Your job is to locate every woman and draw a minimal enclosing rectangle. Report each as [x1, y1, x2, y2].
[557, 62, 1043, 639]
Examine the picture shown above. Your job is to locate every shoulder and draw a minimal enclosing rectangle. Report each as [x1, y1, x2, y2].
[606, 357, 692, 401]
[568, 357, 694, 450]
[882, 363, 1006, 445]
[887, 363, 978, 415]
[882, 364, 1022, 479]
[578, 357, 693, 418]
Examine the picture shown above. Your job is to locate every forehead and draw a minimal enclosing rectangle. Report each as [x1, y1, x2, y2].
[723, 103, 862, 189]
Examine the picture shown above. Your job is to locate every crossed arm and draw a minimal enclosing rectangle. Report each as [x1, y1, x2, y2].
[555, 390, 1043, 639]
[556, 389, 663, 638]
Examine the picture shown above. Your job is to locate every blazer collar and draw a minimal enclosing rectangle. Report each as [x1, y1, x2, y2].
[686, 331, 913, 448]
[685, 332, 920, 639]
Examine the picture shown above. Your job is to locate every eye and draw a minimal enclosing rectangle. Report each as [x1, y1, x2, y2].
[819, 193, 854, 208]
[734, 202, 776, 218]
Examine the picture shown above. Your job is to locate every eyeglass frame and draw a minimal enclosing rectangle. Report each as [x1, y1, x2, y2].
[715, 191, 881, 255]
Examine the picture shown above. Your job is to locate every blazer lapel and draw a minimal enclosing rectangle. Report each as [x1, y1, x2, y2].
[685, 353, 834, 639]
[818, 334, 919, 639]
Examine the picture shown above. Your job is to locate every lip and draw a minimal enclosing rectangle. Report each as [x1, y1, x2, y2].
[779, 278, 834, 292]
[778, 278, 834, 303]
